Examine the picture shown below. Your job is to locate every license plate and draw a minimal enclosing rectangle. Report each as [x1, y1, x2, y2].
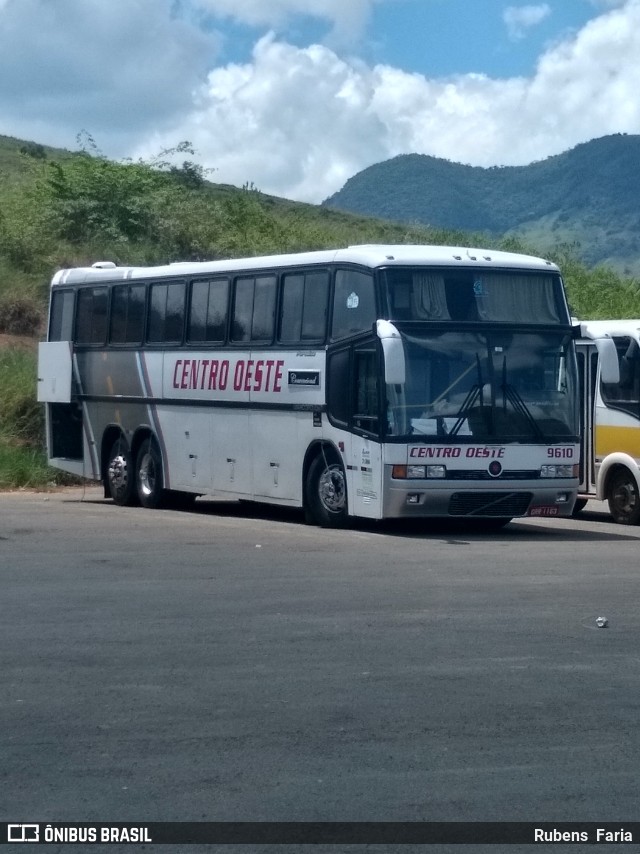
[529, 506, 559, 517]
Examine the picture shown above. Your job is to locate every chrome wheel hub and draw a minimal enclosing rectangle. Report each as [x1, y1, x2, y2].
[318, 465, 345, 513]
[108, 454, 128, 491]
[138, 452, 156, 497]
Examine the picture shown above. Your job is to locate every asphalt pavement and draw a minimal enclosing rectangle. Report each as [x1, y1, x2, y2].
[2, 489, 639, 853]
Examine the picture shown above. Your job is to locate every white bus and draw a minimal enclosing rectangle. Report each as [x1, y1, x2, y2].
[576, 319, 640, 523]
[37, 244, 579, 528]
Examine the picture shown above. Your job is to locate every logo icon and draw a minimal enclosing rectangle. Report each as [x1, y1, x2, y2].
[8, 825, 40, 843]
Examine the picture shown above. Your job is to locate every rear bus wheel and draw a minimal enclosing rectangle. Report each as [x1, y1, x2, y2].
[607, 468, 640, 525]
[305, 450, 349, 528]
[106, 437, 137, 506]
[136, 437, 166, 509]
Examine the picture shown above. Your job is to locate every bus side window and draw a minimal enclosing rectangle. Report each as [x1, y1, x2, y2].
[49, 290, 75, 341]
[148, 281, 186, 344]
[75, 287, 108, 345]
[279, 271, 329, 344]
[188, 279, 229, 343]
[231, 275, 277, 343]
[252, 276, 277, 341]
[110, 284, 146, 345]
[331, 270, 376, 341]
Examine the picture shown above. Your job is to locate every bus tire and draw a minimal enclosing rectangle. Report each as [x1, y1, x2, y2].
[106, 437, 137, 506]
[136, 437, 166, 509]
[305, 450, 349, 528]
[607, 467, 640, 525]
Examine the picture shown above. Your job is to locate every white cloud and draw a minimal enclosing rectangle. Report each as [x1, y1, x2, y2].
[0, 0, 219, 153]
[135, 0, 640, 202]
[137, 35, 390, 201]
[2, 0, 640, 205]
[503, 4, 551, 41]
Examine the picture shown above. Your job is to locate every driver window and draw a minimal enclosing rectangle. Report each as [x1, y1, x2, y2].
[601, 336, 640, 418]
[353, 348, 379, 435]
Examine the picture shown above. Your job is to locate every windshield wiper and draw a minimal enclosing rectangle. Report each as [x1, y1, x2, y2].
[501, 356, 543, 439]
[450, 354, 488, 436]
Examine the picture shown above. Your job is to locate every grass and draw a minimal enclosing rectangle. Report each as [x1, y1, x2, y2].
[0, 345, 75, 489]
[0, 443, 60, 489]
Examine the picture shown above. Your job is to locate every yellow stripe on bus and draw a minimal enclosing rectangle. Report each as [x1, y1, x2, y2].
[595, 424, 640, 459]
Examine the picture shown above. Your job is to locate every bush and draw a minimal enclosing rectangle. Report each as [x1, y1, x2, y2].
[0, 294, 43, 335]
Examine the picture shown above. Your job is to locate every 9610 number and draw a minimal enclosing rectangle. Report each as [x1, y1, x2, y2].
[547, 447, 574, 459]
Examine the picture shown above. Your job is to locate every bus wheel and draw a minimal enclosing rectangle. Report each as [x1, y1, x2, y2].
[106, 437, 137, 506]
[136, 437, 166, 509]
[607, 468, 640, 525]
[306, 451, 349, 528]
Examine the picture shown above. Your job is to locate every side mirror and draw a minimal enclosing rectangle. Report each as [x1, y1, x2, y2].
[595, 336, 620, 385]
[377, 320, 406, 386]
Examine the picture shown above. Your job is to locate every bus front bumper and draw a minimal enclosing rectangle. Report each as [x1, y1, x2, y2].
[382, 472, 578, 520]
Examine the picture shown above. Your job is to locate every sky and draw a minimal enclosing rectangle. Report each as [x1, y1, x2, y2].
[0, 0, 638, 203]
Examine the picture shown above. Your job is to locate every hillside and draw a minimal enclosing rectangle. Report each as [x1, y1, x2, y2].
[323, 134, 640, 274]
[1, 130, 640, 332]
[0, 132, 475, 330]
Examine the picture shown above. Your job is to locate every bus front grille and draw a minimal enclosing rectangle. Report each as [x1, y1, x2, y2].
[447, 470, 539, 481]
[448, 491, 533, 517]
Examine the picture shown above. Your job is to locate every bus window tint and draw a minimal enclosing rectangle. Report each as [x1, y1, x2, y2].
[231, 275, 276, 343]
[280, 274, 304, 341]
[148, 282, 185, 343]
[279, 271, 329, 344]
[232, 278, 253, 343]
[188, 279, 228, 343]
[50, 290, 74, 341]
[75, 287, 108, 344]
[384, 269, 564, 324]
[332, 270, 376, 340]
[302, 273, 329, 340]
[110, 284, 146, 344]
[252, 276, 276, 341]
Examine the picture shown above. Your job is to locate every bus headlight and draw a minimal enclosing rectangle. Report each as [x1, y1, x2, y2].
[540, 464, 578, 478]
[426, 465, 446, 478]
[392, 465, 447, 479]
[407, 465, 426, 478]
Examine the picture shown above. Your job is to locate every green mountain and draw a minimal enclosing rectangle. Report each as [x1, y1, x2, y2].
[323, 134, 640, 274]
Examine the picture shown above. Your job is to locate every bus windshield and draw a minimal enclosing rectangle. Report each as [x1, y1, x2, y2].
[383, 267, 566, 324]
[386, 329, 578, 441]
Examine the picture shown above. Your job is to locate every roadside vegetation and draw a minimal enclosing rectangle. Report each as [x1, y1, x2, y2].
[0, 343, 61, 488]
[1, 132, 640, 488]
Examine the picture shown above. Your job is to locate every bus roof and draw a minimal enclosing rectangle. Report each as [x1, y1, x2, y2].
[50, 244, 560, 286]
[579, 319, 640, 339]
